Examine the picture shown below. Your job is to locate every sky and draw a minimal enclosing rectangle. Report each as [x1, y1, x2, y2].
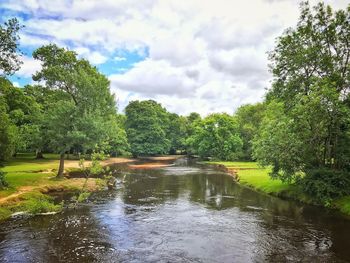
[0, 0, 348, 116]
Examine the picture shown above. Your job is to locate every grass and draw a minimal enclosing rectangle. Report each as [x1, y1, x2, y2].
[0, 153, 106, 221]
[206, 161, 350, 216]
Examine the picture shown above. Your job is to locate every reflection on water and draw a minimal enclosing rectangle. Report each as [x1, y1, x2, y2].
[0, 158, 350, 262]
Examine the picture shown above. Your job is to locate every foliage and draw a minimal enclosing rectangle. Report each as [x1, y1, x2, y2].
[76, 192, 91, 203]
[188, 113, 242, 160]
[0, 78, 41, 155]
[253, 101, 305, 182]
[0, 96, 17, 161]
[125, 100, 170, 157]
[19, 192, 62, 214]
[0, 18, 22, 75]
[298, 169, 350, 205]
[102, 114, 130, 156]
[167, 113, 188, 154]
[0, 170, 8, 189]
[32, 44, 117, 176]
[254, 2, 350, 183]
[235, 103, 265, 160]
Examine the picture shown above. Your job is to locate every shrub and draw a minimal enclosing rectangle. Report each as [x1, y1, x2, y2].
[299, 169, 350, 205]
[20, 192, 62, 214]
[0, 170, 8, 189]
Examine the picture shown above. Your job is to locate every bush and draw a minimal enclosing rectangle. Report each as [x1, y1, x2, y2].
[0, 170, 8, 189]
[20, 192, 62, 214]
[299, 169, 350, 205]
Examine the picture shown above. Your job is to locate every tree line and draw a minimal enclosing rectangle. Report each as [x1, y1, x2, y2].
[0, 2, 349, 204]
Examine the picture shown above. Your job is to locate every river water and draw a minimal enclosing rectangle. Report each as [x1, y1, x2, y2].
[0, 158, 350, 262]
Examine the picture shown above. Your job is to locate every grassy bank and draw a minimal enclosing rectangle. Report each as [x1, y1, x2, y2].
[206, 161, 350, 216]
[0, 153, 126, 221]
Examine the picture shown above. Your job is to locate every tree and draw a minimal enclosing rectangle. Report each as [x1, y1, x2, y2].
[125, 100, 170, 157]
[0, 77, 41, 155]
[167, 113, 188, 154]
[102, 114, 130, 157]
[235, 103, 265, 160]
[0, 96, 17, 161]
[0, 18, 22, 75]
[185, 112, 202, 155]
[188, 113, 242, 160]
[255, 2, 350, 182]
[32, 44, 116, 177]
[253, 101, 304, 182]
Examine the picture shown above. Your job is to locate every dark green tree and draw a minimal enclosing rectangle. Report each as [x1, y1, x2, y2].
[188, 113, 243, 160]
[125, 100, 170, 157]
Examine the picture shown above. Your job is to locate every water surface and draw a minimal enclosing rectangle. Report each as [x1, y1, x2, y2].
[0, 158, 350, 262]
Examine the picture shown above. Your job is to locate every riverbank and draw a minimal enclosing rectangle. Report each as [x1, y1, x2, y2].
[0, 153, 136, 221]
[0, 154, 184, 221]
[205, 161, 350, 216]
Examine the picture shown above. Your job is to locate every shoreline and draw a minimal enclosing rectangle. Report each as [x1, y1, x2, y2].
[204, 161, 350, 218]
[0, 154, 183, 221]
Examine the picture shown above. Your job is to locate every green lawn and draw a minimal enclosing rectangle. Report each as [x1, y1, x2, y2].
[206, 161, 290, 193]
[0, 153, 104, 221]
[1, 153, 59, 197]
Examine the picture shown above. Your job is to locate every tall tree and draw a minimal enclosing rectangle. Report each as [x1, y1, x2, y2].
[32, 44, 116, 177]
[254, 2, 350, 181]
[125, 100, 170, 157]
[0, 18, 22, 76]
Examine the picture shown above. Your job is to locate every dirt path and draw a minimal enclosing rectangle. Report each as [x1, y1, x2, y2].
[0, 186, 36, 204]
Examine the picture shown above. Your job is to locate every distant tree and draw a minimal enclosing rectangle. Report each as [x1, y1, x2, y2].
[188, 113, 242, 160]
[167, 113, 188, 154]
[0, 18, 22, 75]
[235, 103, 265, 160]
[185, 112, 202, 155]
[187, 112, 201, 123]
[0, 96, 16, 161]
[125, 100, 170, 157]
[33, 44, 116, 177]
[23, 85, 65, 158]
[0, 78, 41, 156]
[102, 114, 130, 157]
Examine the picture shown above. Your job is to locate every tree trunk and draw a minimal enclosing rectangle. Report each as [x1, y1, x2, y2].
[35, 150, 44, 159]
[57, 153, 65, 178]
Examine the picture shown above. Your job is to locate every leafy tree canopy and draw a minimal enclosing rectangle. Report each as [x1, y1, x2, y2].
[0, 18, 22, 76]
[188, 113, 243, 160]
[125, 100, 170, 157]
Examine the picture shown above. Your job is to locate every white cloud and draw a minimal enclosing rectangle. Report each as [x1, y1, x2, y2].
[110, 59, 197, 96]
[74, 47, 108, 65]
[4, 0, 349, 115]
[16, 56, 42, 78]
[114, 56, 126, 61]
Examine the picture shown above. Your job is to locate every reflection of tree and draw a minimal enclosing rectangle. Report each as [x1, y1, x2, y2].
[121, 169, 181, 207]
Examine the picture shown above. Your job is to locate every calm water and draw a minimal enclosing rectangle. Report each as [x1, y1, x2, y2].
[0, 158, 350, 262]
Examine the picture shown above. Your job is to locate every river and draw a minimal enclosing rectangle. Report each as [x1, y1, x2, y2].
[0, 158, 349, 262]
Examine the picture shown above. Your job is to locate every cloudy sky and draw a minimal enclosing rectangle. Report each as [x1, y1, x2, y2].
[1, 0, 348, 115]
